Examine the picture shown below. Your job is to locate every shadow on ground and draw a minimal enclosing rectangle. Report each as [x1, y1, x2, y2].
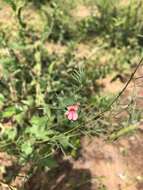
[24, 160, 92, 190]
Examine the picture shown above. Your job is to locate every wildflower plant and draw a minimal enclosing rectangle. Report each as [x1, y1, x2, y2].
[0, 0, 88, 173]
[0, 0, 143, 187]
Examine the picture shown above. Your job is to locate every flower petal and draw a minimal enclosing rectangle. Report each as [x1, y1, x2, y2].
[67, 105, 75, 111]
[72, 112, 78, 121]
[73, 105, 78, 111]
[67, 105, 79, 111]
[67, 112, 73, 120]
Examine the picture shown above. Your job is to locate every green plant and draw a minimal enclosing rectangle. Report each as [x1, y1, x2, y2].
[79, 0, 143, 47]
[0, 0, 85, 168]
[0, 0, 115, 173]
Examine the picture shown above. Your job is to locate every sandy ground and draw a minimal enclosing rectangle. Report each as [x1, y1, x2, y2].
[11, 132, 143, 190]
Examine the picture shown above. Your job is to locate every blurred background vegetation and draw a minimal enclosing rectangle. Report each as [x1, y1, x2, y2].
[0, 0, 143, 175]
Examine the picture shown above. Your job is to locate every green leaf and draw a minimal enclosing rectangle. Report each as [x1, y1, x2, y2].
[21, 141, 33, 156]
[3, 107, 16, 118]
[30, 116, 48, 127]
[58, 135, 74, 149]
[26, 118, 55, 140]
[2, 106, 21, 118]
[14, 112, 25, 125]
[39, 157, 58, 168]
[4, 127, 17, 140]
[21, 96, 34, 106]
[0, 94, 5, 109]
[48, 62, 56, 74]
[31, 126, 48, 140]
[0, 94, 5, 103]
[59, 97, 76, 108]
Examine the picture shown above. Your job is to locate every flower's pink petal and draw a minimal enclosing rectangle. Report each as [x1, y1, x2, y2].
[67, 105, 79, 111]
[67, 105, 75, 111]
[73, 105, 78, 111]
[72, 112, 78, 121]
[67, 112, 73, 120]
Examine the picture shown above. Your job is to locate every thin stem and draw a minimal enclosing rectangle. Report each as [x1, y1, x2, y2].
[94, 57, 143, 120]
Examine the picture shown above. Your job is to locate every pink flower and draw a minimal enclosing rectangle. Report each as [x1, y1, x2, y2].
[65, 104, 79, 121]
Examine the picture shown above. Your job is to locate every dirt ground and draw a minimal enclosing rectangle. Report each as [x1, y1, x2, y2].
[1, 132, 143, 190]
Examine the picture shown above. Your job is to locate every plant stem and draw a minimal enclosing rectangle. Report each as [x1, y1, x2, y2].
[94, 57, 143, 120]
